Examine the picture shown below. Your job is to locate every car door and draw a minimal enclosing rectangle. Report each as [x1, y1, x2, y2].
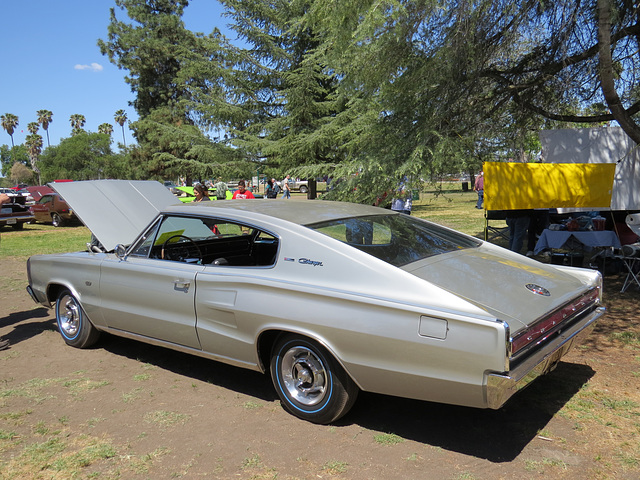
[31, 194, 52, 223]
[97, 215, 213, 349]
[98, 256, 203, 348]
[194, 223, 279, 364]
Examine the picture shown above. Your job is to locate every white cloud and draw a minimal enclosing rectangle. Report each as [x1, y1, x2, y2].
[74, 62, 104, 72]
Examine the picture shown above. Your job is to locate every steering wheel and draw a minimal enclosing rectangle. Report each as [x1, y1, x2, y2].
[161, 235, 203, 263]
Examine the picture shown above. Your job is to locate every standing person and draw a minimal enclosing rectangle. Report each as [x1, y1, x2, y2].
[403, 195, 413, 215]
[526, 209, 550, 257]
[266, 178, 279, 199]
[0, 193, 11, 350]
[391, 178, 411, 214]
[214, 178, 228, 200]
[281, 175, 291, 199]
[193, 183, 211, 202]
[474, 171, 484, 209]
[232, 180, 255, 199]
[506, 209, 532, 254]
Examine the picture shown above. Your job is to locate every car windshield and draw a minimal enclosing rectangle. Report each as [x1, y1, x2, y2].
[307, 214, 480, 267]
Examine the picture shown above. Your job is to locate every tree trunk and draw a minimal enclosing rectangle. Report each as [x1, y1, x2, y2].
[598, 0, 640, 144]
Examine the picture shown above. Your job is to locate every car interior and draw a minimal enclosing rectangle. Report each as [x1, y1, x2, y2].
[130, 215, 279, 267]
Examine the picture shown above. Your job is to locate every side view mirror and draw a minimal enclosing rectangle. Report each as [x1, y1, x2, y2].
[115, 244, 128, 260]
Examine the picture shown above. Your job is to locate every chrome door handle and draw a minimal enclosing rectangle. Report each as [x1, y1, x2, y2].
[174, 280, 190, 289]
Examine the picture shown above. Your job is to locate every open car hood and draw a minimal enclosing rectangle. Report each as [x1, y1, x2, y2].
[52, 180, 179, 251]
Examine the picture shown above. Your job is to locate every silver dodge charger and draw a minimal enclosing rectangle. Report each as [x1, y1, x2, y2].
[27, 180, 605, 424]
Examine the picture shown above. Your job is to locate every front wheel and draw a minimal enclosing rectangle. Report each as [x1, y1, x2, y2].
[270, 335, 358, 424]
[55, 289, 100, 348]
[299, 185, 308, 194]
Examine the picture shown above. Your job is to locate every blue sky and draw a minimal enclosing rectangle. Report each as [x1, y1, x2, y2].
[0, 0, 232, 149]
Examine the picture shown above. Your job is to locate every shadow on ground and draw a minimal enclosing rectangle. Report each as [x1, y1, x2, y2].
[346, 361, 594, 462]
[3, 308, 595, 463]
[97, 332, 593, 463]
[0, 308, 55, 346]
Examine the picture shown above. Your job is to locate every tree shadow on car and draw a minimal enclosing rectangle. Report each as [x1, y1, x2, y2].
[343, 361, 595, 462]
[98, 334, 277, 402]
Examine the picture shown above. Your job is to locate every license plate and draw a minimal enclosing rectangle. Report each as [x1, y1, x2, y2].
[7, 218, 16, 225]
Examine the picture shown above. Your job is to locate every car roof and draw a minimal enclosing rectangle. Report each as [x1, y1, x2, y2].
[163, 199, 393, 226]
[51, 180, 395, 251]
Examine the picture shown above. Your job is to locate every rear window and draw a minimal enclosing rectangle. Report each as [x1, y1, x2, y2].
[307, 214, 480, 267]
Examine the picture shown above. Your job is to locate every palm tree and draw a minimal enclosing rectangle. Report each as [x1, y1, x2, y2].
[114, 109, 128, 147]
[25, 133, 43, 185]
[27, 122, 39, 134]
[1, 113, 19, 147]
[37, 109, 53, 147]
[98, 123, 114, 136]
[69, 114, 86, 136]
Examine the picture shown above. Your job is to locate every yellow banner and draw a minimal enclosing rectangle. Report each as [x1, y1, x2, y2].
[484, 162, 616, 210]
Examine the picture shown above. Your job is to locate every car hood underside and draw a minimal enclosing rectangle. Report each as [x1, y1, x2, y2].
[52, 180, 179, 251]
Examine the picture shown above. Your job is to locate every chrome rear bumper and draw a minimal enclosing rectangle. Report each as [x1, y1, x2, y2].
[486, 306, 605, 409]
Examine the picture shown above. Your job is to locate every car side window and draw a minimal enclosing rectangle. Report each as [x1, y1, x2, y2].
[38, 195, 52, 204]
[128, 218, 162, 258]
[128, 215, 278, 267]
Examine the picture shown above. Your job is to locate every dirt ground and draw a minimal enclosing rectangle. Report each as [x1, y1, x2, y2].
[1, 255, 639, 480]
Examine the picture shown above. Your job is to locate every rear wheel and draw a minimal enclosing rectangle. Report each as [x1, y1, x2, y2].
[55, 289, 100, 348]
[51, 213, 64, 227]
[270, 334, 358, 424]
[299, 185, 308, 194]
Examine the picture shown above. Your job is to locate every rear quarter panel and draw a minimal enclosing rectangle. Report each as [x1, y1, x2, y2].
[195, 226, 507, 408]
[28, 252, 106, 326]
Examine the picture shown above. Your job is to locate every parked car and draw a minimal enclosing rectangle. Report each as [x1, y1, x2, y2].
[163, 181, 180, 195]
[1, 198, 34, 229]
[289, 179, 309, 193]
[2, 187, 34, 205]
[25, 185, 55, 202]
[26, 180, 604, 424]
[174, 186, 233, 202]
[29, 193, 77, 227]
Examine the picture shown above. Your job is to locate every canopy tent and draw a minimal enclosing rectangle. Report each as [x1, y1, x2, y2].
[484, 162, 616, 211]
[540, 127, 640, 210]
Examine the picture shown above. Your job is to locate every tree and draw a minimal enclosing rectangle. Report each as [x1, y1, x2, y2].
[10, 162, 34, 185]
[69, 114, 86, 135]
[99, 0, 195, 117]
[114, 109, 128, 146]
[37, 109, 53, 147]
[306, 0, 640, 144]
[99, 0, 238, 182]
[39, 132, 120, 182]
[129, 105, 244, 182]
[27, 122, 39, 134]
[1, 113, 19, 147]
[0, 144, 29, 178]
[25, 133, 43, 184]
[193, 0, 357, 184]
[99, 123, 114, 136]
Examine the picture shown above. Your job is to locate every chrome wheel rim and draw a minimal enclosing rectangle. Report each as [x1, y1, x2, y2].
[58, 294, 80, 338]
[280, 346, 327, 406]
